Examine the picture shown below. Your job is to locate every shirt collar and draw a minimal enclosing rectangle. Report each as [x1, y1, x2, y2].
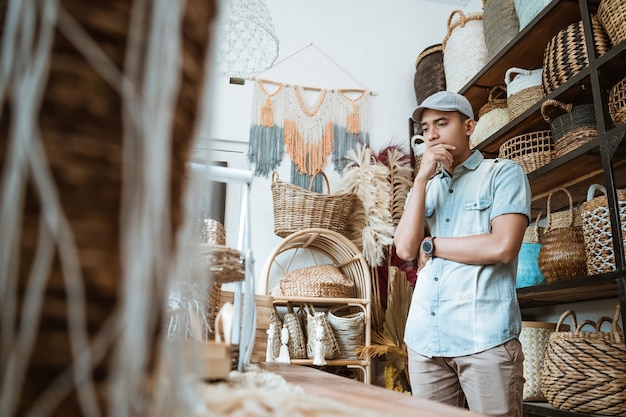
[439, 149, 484, 178]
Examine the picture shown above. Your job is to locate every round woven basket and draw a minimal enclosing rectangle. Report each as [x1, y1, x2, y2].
[328, 305, 365, 359]
[498, 130, 554, 174]
[471, 85, 509, 148]
[414, 44, 446, 105]
[597, 0, 626, 47]
[541, 305, 626, 416]
[609, 76, 626, 127]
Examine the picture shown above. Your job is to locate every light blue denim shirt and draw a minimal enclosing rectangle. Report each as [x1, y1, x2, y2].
[404, 150, 531, 357]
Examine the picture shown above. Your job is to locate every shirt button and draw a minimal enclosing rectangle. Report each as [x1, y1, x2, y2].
[449, 189, 453, 193]
[431, 312, 435, 316]
[434, 277, 439, 281]
[445, 218, 450, 222]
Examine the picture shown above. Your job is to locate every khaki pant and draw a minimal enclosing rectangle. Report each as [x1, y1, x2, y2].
[408, 339, 525, 417]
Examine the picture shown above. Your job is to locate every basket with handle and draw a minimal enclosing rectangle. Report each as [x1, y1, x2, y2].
[541, 99, 597, 158]
[516, 211, 546, 289]
[442, 9, 489, 93]
[609, 76, 626, 127]
[537, 187, 587, 283]
[513, 0, 551, 29]
[581, 184, 626, 275]
[505, 67, 544, 120]
[271, 170, 356, 238]
[414, 44, 446, 105]
[482, 0, 519, 59]
[470, 84, 510, 148]
[597, 0, 626, 47]
[498, 130, 553, 174]
[541, 305, 626, 416]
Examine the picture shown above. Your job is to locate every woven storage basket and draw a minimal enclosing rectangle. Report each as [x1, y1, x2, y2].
[516, 212, 546, 288]
[414, 44, 446, 105]
[199, 244, 245, 284]
[482, 0, 519, 59]
[470, 85, 509, 148]
[277, 264, 356, 298]
[271, 170, 355, 238]
[541, 99, 597, 158]
[581, 184, 626, 275]
[498, 130, 554, 174]
[442, 10, 489, 93]
[542, 15, 611, 95]
[328, 305, 365, 359]
[505, 67, 544, 120]
[597, 0, 626, 47]
[537, 187, 587, 282]
[520, 321, 565, 401]
[268, 303, 307, 360]
[514, 0, 551, 29]
[199, 218, 227, 245]
[609, 76, 626, 127]
[305, 304, 340, 362]
[541, 305, 626, 416]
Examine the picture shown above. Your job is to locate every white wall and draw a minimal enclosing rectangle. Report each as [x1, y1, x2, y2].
[198, 0, 483, 291]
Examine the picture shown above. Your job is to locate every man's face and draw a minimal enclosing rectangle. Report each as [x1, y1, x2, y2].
[420, 109, 475, 158]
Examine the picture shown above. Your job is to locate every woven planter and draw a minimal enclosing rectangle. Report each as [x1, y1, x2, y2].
[483, 0, 519, 59]
[498, 130, 553, 174]
[271, 170, 356, 238]
[609, 76, 626, 127]
[541, 305, 626, 416]
[541, 99, 597, 158]
[542, 15, 611, 95]
[597, 0, 626, 47]
[328, 305, 365, 359]
[414, 44, 446, 105]
[581, 184, 626, 275]
[537, 187, 587, 282]
[514, 0, 551, 29]
[442, 10, 489, 93]
[520, 321, 565, 401]
[505, 67, 544, 120]
[470, 85, 509, 148]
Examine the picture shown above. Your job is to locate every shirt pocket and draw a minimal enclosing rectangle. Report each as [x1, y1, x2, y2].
[462, 197, 492, 235]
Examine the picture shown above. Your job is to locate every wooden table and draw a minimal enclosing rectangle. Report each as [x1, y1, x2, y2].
[259, 363, 483, 417]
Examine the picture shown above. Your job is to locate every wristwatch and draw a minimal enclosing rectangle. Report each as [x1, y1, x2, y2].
[421, 237, 435, 256]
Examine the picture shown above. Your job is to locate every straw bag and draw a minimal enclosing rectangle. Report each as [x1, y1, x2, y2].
[520, 321, 565, 401]
[581, 184, 626, 275]
[542, 15, 610, 95]
[516, 212, 545, 289]
[537, 187, 587, 283]
[271, 170, 355, 238]
[541, 305, 626, 416]
[414, 44, 446, 105]
[304, 304, 340, 365]
[541, 99, 597, 159]
[513, 0, 551, 30]
[609, 76, 626, 127]
[442, 10, 489, 93]
[482, 0, 519, 59]
[505, 67, 543, 120]
[470, 85, 509, 148]
[277, 264, 355, 298]
[597, 0, 626, 47]
[267, 304, 307, 361]
[327, 305, 365, 359]
[498, 130, 553, 174]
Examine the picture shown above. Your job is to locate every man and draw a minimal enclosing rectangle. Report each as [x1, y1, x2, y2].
[394, 91, 531, 417]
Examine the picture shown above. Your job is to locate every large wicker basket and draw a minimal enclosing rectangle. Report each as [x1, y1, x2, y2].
[541, 99, 597, 158]
[482, 0, 519, 59]
[505, 67, 544, 120]
[597, 0, 626, 47]
[498, 130, 554, 174]
[609, 76, 626, 127]
[541, 305, 626, 416]
[414, 44, 446, 105]
[271, 170, 356, 238]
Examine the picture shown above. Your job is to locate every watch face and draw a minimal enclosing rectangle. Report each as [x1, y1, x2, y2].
[422, 239, 433, 255]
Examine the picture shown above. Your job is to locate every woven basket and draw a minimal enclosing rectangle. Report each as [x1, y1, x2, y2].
[470, 85, 509, 148]
[541, 99, 597, 158]
[581, 184, 626, 275]
[597, 0, 626, 47]
[554, 126, 598, 159]
[414, 44, 446, 105]
[268, 303, 307, 360]
[609, 76, 626, 127]
[542, 15, 611, 95]
[199, 244, 245, 284]
[514, 0, 551, 29]
[305, 304, 340, 362]
[199, 218, 227, 245]
[442, 10, 489, 93]
[328, 305, 365, 359]
[498, 130, 553, 174]
[541, 305, 626, 416]
[277, 264, 356, 298]
[516, 212, 546, 289]
[520, 321, 565, 401]
[482, 0, 519, 59]
[537, 187, 587, 282]
[271, 170, 355, 238]
[505, 67, 544, 120]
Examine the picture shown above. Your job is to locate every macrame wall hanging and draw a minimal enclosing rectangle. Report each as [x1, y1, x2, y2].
[333, 89, 370, 174]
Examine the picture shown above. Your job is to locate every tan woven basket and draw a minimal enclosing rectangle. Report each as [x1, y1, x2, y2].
[609, 76, 626, 127]
[328, 305, 366, 360]
[537, 187, 587, 282]
[277, 264, 355, 298]
[581, 184, 626, 275]
[200, 244, 245, 284]
[598, 0, 626, 47]
[505, 67, 544, 120]
[541, 99, 597, 158]
[498, 130, 554, 174]
[541, 305, 626, 416]
[414, 44, 446, 105]
[271, 170, 356, 238]
[471, 85, 510, 148]
[199, 219, 227, 245]
[482, 0, 519, 59]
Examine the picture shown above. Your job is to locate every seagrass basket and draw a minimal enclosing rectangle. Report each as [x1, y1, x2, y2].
[541, 305, 626, 416]
[581, 184, 626, 275]
[498, 130, 553, 174]
[541, 99, 597, 158]
[609, 76, 626, 127]
[470, 85, 509, 148]
[414, 44, 446, 105]
[482, 0, 519, 59]
[276, 264, 355, 298]
[271, 170, 356, 238]
[520, 321, 565, 401]
[328, 305, 366, 360]
[597, 0, 626, 47]
[542, 15, 611, 95]
[505, 67, 544, 120]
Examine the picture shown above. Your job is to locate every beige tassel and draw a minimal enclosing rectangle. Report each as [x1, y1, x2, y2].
[277, 324, 291, 363]
[312, 321, 326, 366]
